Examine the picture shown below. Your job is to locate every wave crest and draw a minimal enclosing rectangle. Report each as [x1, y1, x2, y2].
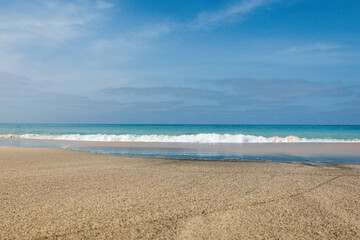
[1, 133, 359, 143]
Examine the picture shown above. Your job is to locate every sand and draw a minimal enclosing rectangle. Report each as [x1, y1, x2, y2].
[0, 147, 359, 239]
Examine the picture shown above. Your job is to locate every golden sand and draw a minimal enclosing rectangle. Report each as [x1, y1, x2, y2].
[0, 147, 359, 239]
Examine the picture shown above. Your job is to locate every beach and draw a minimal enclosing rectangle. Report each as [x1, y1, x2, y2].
[1, 147, 360, 239]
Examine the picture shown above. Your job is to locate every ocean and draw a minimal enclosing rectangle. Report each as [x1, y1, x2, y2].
[1, 124, 360, 164]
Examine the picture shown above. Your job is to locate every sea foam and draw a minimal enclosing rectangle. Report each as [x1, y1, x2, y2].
[1, 133, 359, 143]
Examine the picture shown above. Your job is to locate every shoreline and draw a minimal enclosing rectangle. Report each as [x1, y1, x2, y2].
[1, 139, 360, 164]
[1, 146, 360, 239]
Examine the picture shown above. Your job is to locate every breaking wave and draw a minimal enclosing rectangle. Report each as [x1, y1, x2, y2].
[1, 133, 359, 143]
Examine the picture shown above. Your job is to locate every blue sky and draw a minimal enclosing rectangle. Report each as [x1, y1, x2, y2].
[0, 0, 359, 124]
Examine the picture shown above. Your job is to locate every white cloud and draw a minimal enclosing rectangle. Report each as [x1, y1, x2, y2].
[0, 1, 116, 85]
[0, 0, 284, 93]
[0, 17, 85, 44]
[0, 0, 277, 53]
[92, 22, 174, 51]
[92, 0, 275, 51]
[96, 0, 114, 10]
[284, 43, 341, 53]
[0, 1, 107, 46]
[189, 0, 273, 30]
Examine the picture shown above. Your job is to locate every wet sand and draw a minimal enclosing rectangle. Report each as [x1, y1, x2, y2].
[77, 141, 360, 157]
[1, 147, 360, 239]
[3, 138, 360, 157]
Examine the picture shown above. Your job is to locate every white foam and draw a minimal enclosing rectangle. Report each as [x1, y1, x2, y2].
[1, 133, 359, 143]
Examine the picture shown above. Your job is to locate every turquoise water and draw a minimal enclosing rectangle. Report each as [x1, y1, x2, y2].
[1, 124, 360, 140]
[1, 124, 360, 164]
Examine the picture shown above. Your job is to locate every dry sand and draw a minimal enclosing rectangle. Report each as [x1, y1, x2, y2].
[1, 147, 360, 239]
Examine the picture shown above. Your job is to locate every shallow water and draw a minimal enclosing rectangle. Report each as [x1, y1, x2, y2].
[2, 124, 360, 164]
[1, 138, 360, 164]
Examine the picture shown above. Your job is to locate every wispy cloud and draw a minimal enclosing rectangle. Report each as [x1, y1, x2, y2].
[215, 78, 355, 99]
[99, 78, 359, 104]
[99, 86, 222, 100]
[0, 0, 116, 79]
[96, 0, 114, 10]
[0, 0, 280, 74]
[92, 22, 174, 51]
[189, 0, 274, 30]
[1, 73, 359, 123]
[0, 1, 109, 46]
[92, 0, 277, 53]
[283, 43, 341, 53]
